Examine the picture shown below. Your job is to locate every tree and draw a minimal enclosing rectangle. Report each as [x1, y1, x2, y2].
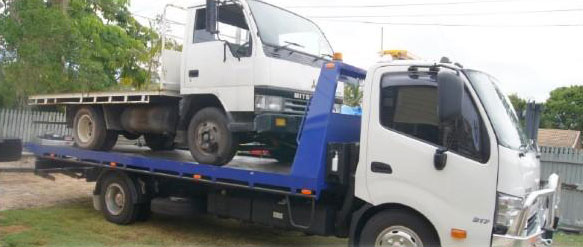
[508, 93, 527, 122]
[0, 0, 158, 107]
[343, 84, 363, 107]
[541, 85, 583, 131]
[508, 94, 526, 116]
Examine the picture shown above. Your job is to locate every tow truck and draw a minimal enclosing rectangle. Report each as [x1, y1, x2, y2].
[27, 58, 560, 247]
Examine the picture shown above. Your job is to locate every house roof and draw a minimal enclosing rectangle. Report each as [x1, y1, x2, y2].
[538, 129, 581, 148]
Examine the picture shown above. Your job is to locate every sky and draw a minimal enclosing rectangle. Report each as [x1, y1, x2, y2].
[129, 0, 583, 102]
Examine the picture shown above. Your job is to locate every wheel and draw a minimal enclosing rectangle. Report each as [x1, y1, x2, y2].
[187, 107, 238, 166]
[359, 210, 440, 247]
[144, 134, 175, 151]
[73, 106, 117, 150]
[122, 132, 141, 141]
[100, 172, 145, 225]
[271, 147, 296, 163]
[101, 131, 119, 151]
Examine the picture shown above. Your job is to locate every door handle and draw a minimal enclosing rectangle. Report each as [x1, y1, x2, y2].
[189, 70, 199, 78]
[371, 162, 393, 174]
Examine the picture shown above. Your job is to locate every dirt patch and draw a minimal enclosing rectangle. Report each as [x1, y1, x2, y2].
[0, 156, 35, 170]
[0, 225, 30, 235]
[0, 171, 94, 211]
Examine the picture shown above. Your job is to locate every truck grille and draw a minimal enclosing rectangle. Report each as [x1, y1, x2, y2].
[283, 98, 308, 115]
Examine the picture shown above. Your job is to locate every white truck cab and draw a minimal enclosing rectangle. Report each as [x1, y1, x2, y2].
[354, 60, 560, 246]
[30, 0, 338, 165]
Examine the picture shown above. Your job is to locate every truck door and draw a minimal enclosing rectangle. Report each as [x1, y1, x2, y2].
[362, 66, 499, 246]
[182, 5, 254, 92]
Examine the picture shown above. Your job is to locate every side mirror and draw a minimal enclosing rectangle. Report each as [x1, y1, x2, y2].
[206, 0, 219, 35]
[437, 71, 463, 122]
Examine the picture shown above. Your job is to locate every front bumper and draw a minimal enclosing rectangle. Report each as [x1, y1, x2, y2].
[492, 174, 561, 247]
[254, 113, 302, 134]
[492, 231, 552, 247]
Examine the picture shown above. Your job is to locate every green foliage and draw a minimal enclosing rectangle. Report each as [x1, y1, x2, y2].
[541, 85, 583, 131]
[508, 94, 527, 117]
[343, 84, 363, 107]
[0, 0, 158, 107]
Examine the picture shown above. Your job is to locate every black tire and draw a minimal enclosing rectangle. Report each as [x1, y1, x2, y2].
[187, 107, 238, 166]
[73, 106, 116, 150]
[122, 132, 141, 141]
[0, 139, 22, 162]
[271, 147, 296, 163]
[100, 172, 144, 225]
[359, 209, 440, 247]
[101, 131, 119, 151]
[144, 134, 175, 151]
[136, 202, 151, 222]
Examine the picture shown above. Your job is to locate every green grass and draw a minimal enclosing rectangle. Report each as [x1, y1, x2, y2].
[1, 201, 582, 247]
[555, 231, 583, 247]
[0, 200, 346, 247]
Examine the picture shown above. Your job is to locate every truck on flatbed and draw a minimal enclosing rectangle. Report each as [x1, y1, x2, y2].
[30, 0, 341, 165]
[28, 58, 560, 247]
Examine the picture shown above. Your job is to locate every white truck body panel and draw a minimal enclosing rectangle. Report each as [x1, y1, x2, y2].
[496, 146, 541, 197]
[161, 49, 182, 90]
[357, 63, 501, 247]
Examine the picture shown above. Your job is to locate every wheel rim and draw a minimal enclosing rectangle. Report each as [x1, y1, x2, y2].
[105, 183, 125, 216]
[77, 114, 94, 143]
[375, 226, 424, 247]
[195, 121, 221, 155]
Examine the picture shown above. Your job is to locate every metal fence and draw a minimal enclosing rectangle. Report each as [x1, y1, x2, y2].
[540, 146, 583, 232]
[0, 108, 71, 142]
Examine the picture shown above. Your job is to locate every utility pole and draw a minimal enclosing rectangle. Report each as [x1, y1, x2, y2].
[380, 27, 384, 53]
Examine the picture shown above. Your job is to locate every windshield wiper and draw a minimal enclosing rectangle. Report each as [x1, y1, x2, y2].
[274, 41, 305, 52]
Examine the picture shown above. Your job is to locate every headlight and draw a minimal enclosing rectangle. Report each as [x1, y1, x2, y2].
[255, 95, 284, 112]
[494, 193, 524, 235]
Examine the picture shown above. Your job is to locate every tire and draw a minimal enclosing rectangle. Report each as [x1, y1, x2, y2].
[101, 131, 119, 151]
[359, 210, 440, 247]
[187, 107, 238, 166]
[73, 106, 117, 150]
[144, 134, 175, 151]
[99, 172, 145, 225]
[122, 132, 141, 141]
[271, 147, 296, 163]
[0, 139, 22, 162]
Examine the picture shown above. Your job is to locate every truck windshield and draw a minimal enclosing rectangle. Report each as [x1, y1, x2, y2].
[464, 70, 529, 150]
[247, 0, 333, 57]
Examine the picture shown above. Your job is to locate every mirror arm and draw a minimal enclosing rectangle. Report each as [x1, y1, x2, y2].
[434, 147, 448, 171]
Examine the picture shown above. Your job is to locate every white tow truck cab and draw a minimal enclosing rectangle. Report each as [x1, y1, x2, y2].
[355, 59, 560, 246]
[29, 0, 337, 165]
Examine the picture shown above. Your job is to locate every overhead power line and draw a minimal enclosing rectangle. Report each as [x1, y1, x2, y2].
[285, 0, 530, 9]
[308, 8, 583, 19]
[318, 19, 583, 27]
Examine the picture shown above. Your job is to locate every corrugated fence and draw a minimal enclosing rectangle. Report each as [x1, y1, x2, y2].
[0, 108, 71, 142]
[540, 146, 583, 231]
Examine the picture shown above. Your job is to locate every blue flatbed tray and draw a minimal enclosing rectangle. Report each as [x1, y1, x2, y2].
[26, 143, 322, 197]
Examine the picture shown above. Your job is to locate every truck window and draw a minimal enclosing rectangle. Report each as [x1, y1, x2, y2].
[193, 5, 252, 57]
[380, 72, 489, 163]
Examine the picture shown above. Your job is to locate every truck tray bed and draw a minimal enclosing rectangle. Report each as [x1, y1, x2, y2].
[26, 143, 314, 197]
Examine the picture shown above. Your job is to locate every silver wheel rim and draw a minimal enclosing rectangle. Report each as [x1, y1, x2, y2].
[77, 114, 94, 143]
[195, 121, 221, 155]
[375, 226, 423, 247]
[105, 183, 125, 216]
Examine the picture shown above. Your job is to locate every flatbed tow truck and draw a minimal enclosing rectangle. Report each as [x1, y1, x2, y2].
[27, 60, 560, 247]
